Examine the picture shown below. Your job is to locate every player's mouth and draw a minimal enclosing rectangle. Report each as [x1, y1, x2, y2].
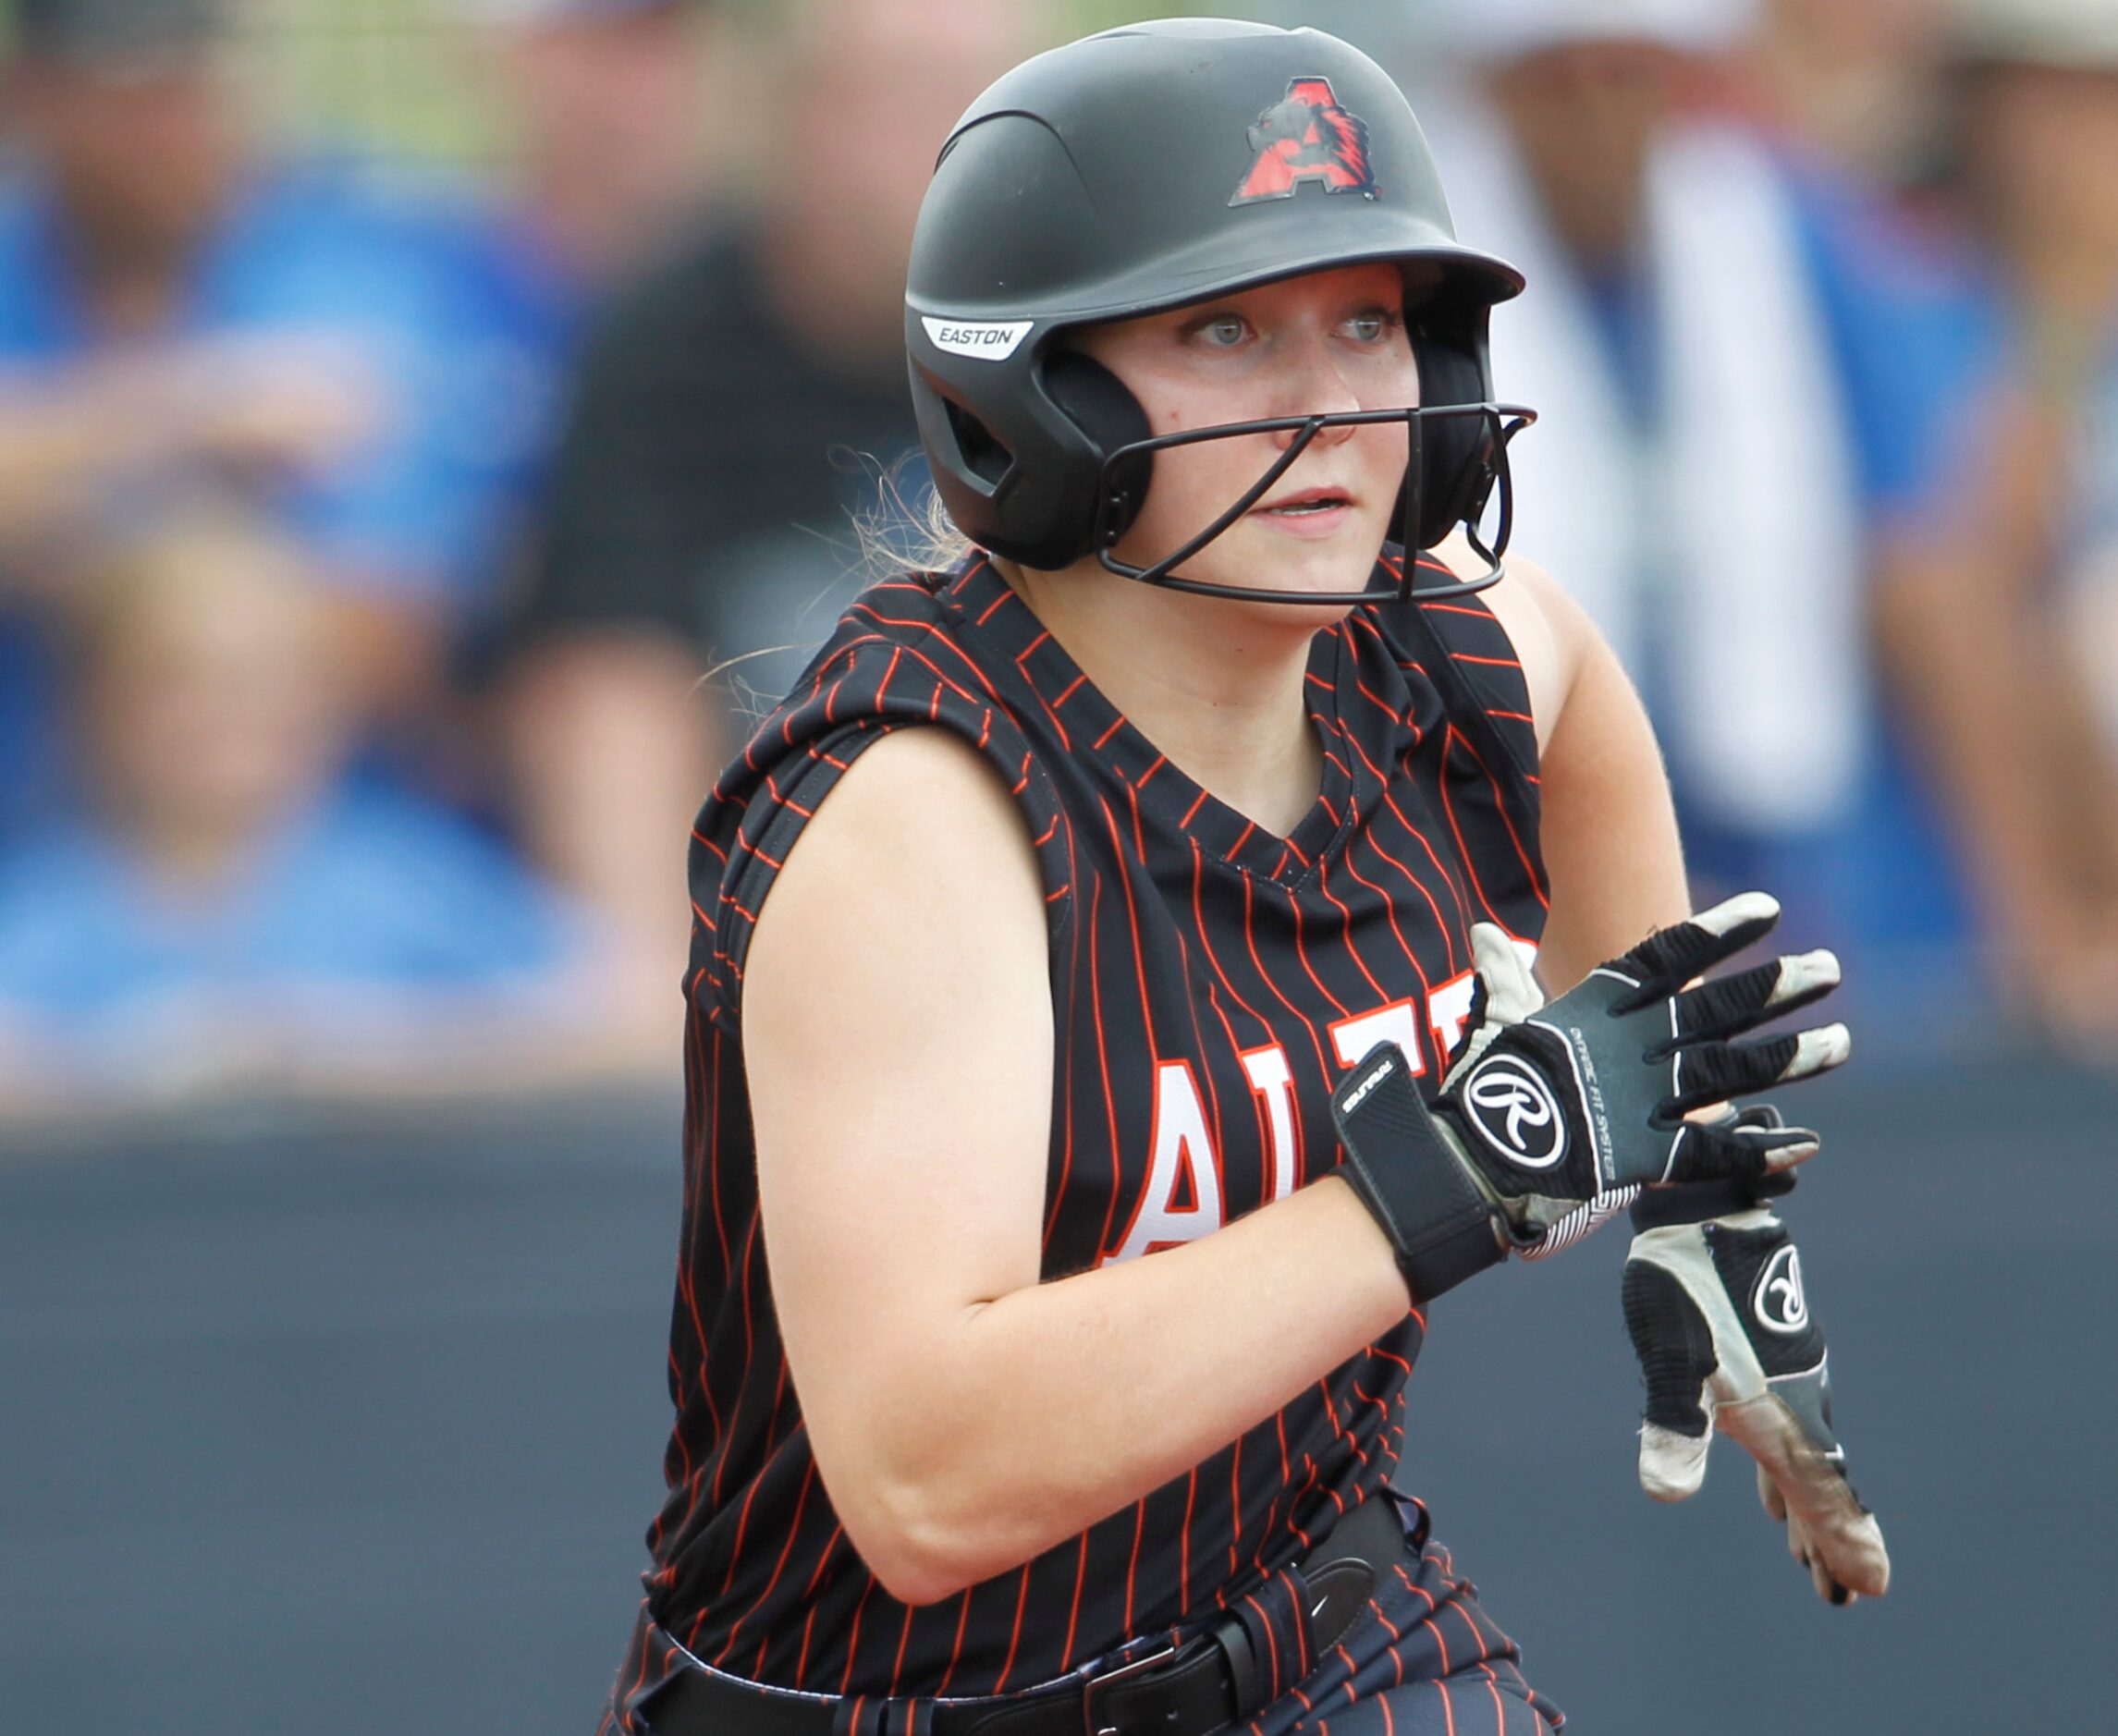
[1252, 485, 1355, 536]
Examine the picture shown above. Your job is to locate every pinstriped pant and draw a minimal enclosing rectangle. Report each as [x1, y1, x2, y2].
[1229, 1492, 1562, 1736]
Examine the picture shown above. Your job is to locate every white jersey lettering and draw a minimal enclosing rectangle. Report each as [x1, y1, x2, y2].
[1104, 1060, 1226, 1264]
[1329, 999, 1426, 1078]
[1239, 1043, 1301, 1201]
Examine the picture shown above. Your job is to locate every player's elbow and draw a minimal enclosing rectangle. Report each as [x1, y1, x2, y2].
[831, 1465, 997, 1607]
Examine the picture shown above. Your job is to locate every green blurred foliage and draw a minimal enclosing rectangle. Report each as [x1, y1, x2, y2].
[25, 0, 1366, 177]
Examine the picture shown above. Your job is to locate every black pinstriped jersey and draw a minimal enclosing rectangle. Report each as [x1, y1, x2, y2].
[634, 550, 1549, 1702]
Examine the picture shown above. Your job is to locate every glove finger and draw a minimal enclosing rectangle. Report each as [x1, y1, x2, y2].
[1667, 1024, 1851, 1120]
[1661, 1118, 1819, 1187]
[1762, 1466, 1853, 1602]
[1469, 922, 1544, 1023]
[1623, 1254, 1720, 1500]
[1668, 950, 1841, 1045]
[1639, 1423, 1711, 1501]
[1628, 1165, 1796, 1230]
[1722, 1397, 1892, 1598]
[1610, 891, 1781, 1003]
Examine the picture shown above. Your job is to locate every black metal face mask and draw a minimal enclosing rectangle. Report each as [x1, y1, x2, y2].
[1090, 400, 1537, 605]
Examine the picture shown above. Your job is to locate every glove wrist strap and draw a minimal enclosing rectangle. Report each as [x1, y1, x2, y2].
[1331, 1053, 1511, 1304]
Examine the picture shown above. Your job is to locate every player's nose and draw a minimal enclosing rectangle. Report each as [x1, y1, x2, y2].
[1267, 327, 1363, 451]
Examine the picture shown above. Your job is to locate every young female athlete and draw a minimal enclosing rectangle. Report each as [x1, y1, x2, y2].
[597, 20, 1886, 1736]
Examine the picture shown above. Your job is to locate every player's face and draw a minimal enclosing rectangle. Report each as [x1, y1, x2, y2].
[1073, 263, 1418, 610]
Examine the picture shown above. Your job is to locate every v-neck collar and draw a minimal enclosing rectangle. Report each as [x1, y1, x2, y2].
[942, 557, 1359, 885]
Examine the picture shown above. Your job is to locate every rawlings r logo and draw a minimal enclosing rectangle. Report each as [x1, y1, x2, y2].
[1230, 77, 1377, 205]
[1753, 1243, 1810, 1335]
[1462, 1055, 1566, 1170]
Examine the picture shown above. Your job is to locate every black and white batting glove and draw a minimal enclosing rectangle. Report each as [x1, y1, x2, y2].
[1624, 1144, 1892, 1605]
[1328, 892, 1848, 1306]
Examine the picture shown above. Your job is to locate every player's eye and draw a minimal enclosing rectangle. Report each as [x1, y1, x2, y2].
[1343, 309, 1402, 344]
[1191, 312, 1251, 348]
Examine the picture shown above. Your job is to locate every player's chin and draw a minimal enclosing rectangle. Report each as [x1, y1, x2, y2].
[1213, 516, 1389, 619]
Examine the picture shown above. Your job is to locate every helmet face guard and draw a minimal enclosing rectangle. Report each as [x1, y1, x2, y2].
[905, 20, 1535, 602]
[1089, 400, 1538, 605]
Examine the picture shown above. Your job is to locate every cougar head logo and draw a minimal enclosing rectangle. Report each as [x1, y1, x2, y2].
[1230, 77, 1377, 206]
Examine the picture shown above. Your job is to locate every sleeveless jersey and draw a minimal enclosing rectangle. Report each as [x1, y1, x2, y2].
[634, 552, 1549, 1703]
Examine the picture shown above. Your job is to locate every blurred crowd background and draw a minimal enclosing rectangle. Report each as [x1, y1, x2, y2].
[1, 0, 2115, 1117]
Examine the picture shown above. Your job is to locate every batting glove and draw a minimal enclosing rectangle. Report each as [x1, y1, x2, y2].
[1328, 892, 1849, 1306]
[1624, 1147, 1892, 1605]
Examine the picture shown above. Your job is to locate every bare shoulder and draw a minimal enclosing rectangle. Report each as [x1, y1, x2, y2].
[766, 724, 1043, 901]
[744, 723, 1049, 1040]
[1433, 531, 1597, 754]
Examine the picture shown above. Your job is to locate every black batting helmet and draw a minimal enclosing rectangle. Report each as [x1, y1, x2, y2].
[904, 18, 1534, 605]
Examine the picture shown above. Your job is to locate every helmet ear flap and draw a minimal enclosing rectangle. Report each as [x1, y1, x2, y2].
[1044, 350, 1156, 550]
[1402, 324, 1500, 552]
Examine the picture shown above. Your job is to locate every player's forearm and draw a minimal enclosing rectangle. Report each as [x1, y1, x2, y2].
[844, 1176, 1407, 1605]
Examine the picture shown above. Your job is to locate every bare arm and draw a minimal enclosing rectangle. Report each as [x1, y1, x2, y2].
[1474, 544, 1692, 984]
[504, 630, 720, 1052]
[742, 727, 1407, 1608]
[1870, 390, 2118, 1033]
[0, 343, 379, 566]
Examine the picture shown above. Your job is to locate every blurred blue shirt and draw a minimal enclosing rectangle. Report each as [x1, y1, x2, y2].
[0, 164, 570, 840]
[0, 782, 585, 1045]
[0, 163, 564, 596]
[1786, 169, 2023, 1035]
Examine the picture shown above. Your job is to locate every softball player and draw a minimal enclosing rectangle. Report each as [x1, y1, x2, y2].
[598, 20, 1886, 1735]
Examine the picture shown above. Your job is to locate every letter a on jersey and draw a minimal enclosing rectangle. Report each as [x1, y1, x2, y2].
[1105, 1061, 1227, 1265]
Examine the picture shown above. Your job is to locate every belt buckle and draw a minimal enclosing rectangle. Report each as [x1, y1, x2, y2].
[1081, 1641, 1179, 1736]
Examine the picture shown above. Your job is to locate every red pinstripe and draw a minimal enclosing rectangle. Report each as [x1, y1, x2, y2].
[717, 1452, 816, 1667]
[1285, 888, 1353, 1027]
[1433, 728, 1505, 926]
[838, 1576, 876, 1694]
[1238, 871, 1341, 1123]
[1332, 849, 1448, 997]
[1083, 871, 1125, 1261]
[1440, 724, 1548, 911]
[1123, 1497, 1148, 1637]
[936, 1585, 973, 1697]
[1330, 712, 1474, 947]
[994, 1561, 1033, 1693]
[1043, 860, 1085, 1252]
[1059, 1529, 1093, 1675]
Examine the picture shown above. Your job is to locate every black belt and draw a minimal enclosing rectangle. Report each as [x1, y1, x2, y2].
[636, 1492, 1414, 1736]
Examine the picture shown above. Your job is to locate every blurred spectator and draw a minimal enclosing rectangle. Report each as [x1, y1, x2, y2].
[1745, 0, 1944, 189]
[0, 504, 603, 1108]
[1819, 0, 2118, 1050]
[0, 0, 557, 835]
[1410, 0, 1868, 947]
[463, 0, 720, 300]
[501, 0, 1048, 1028]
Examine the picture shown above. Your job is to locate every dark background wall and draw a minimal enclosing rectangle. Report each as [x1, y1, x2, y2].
[4, 1068, 2108, 1734]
